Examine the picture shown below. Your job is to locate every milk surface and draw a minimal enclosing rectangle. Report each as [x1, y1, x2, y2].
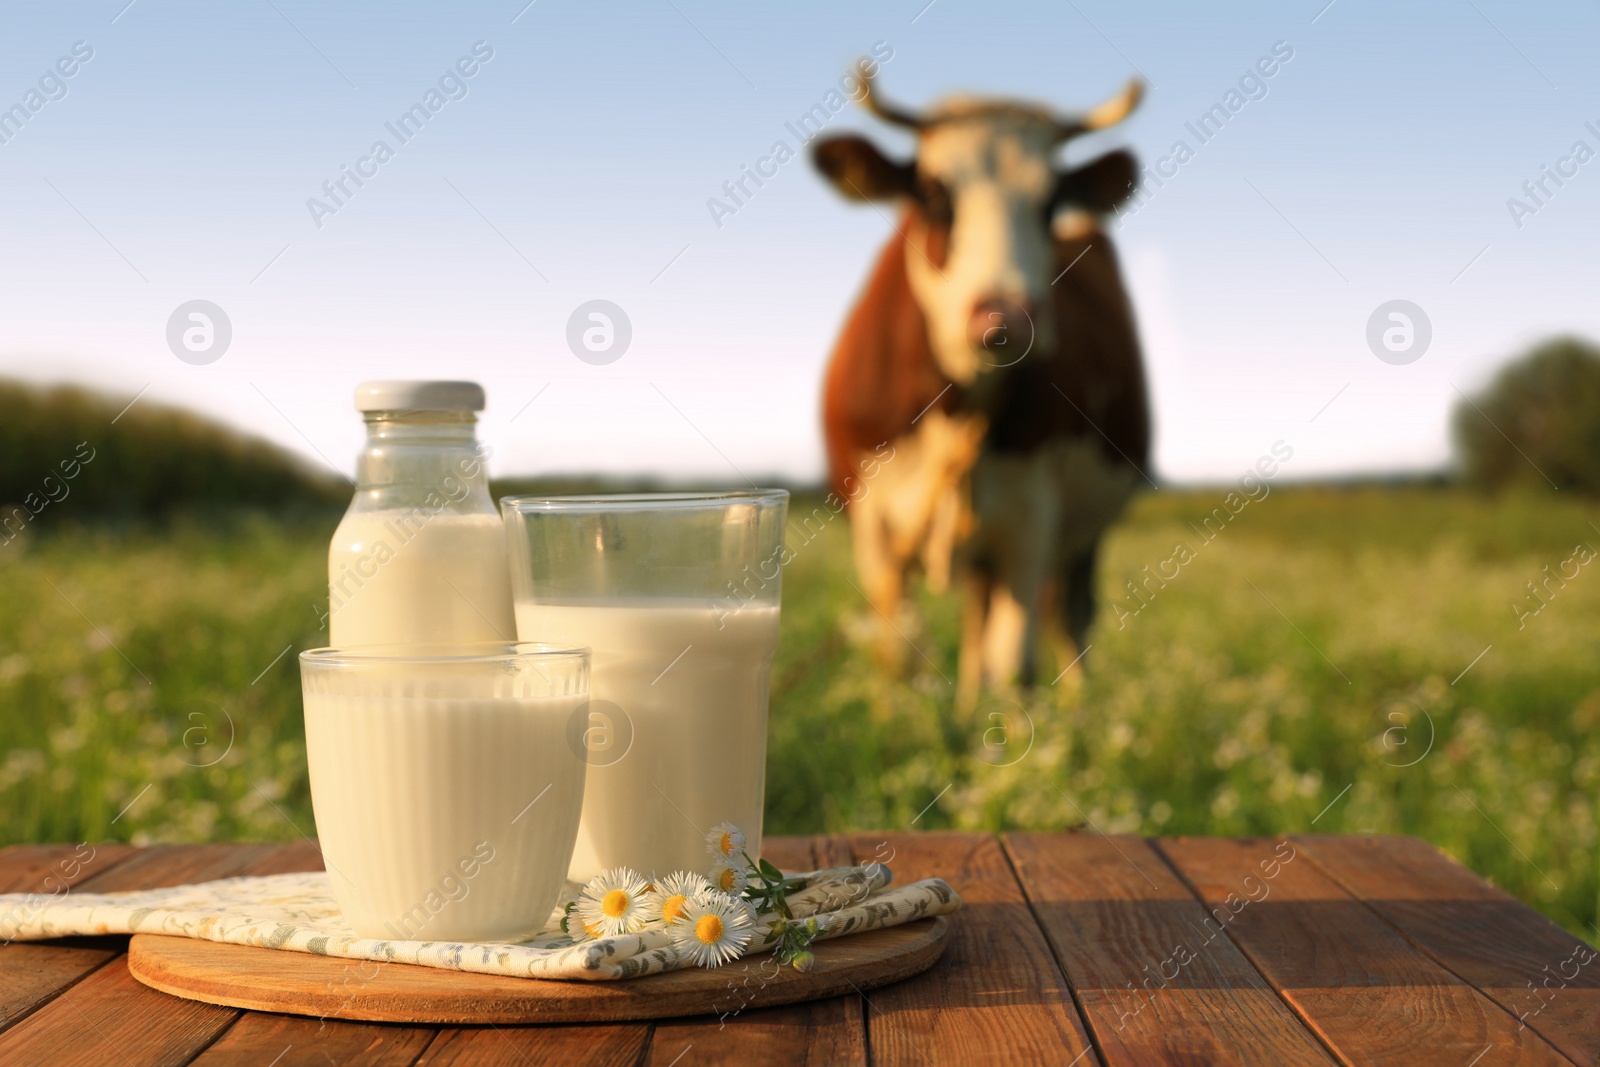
[329, 510, 515, 647]
[303, 680, 586, 940]
[513, 599, 780, 880]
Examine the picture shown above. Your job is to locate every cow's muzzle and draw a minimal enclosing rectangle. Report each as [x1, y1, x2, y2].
[968, 297, 1035, 364]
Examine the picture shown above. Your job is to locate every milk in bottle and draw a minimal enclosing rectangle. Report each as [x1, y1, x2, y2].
[328, 381, 515, 646]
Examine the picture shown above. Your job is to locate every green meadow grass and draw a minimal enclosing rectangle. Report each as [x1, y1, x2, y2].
[1, 486, 1596, 938]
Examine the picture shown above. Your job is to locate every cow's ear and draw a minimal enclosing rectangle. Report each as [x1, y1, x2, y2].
[1054, 149, 1138, 212]
[812, 136, 917, 201]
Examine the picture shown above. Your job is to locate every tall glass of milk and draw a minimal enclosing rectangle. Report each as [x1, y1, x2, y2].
[329, 381, 515, 647]
[301, 642, 589, 941]
[502, 491, 789, 881]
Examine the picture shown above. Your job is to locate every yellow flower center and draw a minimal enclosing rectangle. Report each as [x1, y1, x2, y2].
[661, 894, 688, 924]
[582, 920, 602, 937]
[601, 889, 630, 919]
[695, 913, 725, 945]
[716, 868, 737, 891]
[719, 832, 735, 854]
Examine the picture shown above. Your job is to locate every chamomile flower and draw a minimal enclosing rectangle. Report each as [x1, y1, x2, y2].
[707, 856, 749, 895]
[561, 903, 606, 942]
[576, 867, 655, 937]
[671, 891, 756, 967]
[560, 901, 604, 942]
[706, 822, 747, 859]
[653, 871, 713, 926]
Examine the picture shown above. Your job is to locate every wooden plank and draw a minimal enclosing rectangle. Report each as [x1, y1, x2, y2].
[644, 834, 868, 1066]
[75, 843, 305, 892]
[237, 839, 326, 876]
[811, 834, 855, 871]
[0, 940, 125, 1034]
[1157, 836, 1571, 1066]
[0, 843, 323, 1066]
[645, 998, 861, 1067]
[1006, 832, 1332, 1066]
[0, 843, 136, 1033]
[850, 831, 1099, 1067]
[0, 962, 238, 1067]
[756, 836, 816, 872]
[416, 1025, 649, 1066]
[0, 843, 202, 1036]
[0, 843, 136, 893]
[1296, 834, 1600, 1067]
[188, 1013, 434, 1067]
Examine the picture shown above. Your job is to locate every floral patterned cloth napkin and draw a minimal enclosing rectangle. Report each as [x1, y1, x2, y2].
[0, 863, 960, 981]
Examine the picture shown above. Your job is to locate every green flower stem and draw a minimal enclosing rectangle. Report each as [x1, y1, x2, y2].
[741, 851, 819, 967]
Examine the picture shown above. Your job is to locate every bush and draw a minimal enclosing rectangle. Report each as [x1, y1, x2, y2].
[1454, 337, 1600, 494]
[0, 380, 347, 526]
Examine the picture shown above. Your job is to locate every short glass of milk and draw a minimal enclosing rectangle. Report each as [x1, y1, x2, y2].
[501, 490, 789, 881]
[300, 642, 589, 941]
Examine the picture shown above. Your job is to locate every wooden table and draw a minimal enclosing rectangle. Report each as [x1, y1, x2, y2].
[0, 833, 1594, 1066]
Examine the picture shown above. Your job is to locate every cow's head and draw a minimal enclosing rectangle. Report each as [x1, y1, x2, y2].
[813, 67, 1142, 387]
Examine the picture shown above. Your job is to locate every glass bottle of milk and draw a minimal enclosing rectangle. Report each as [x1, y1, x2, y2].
[327, 381, 516, 647]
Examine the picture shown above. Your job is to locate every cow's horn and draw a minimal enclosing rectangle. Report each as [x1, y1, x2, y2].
[1056, 77, 1144, 140]
[855, 61, 924, 130]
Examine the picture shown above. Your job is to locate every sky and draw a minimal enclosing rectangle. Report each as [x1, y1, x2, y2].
[1, 0, 1597, 486]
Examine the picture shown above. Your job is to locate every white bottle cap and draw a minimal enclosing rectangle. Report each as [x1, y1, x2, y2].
[354, 380, 486, 412]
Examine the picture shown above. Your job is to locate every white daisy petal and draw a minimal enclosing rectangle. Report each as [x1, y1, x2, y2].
[671, 892, 756, 967]
[654, 871, 713, 926]
[575, 866, 653, 937]
[705, 822, 747, 858]
[707, 856, 748, 895]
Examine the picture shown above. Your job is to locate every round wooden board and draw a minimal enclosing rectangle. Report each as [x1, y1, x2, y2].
[127, 917, 948, 1024]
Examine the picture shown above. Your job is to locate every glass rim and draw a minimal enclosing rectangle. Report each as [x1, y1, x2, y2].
[500, 488, 789, 514]
[299, 642, 588, 668]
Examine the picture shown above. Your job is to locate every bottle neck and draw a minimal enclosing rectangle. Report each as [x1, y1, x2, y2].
[351, 410, 494, 514]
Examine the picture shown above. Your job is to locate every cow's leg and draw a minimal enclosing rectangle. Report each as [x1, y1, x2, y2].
[1064, 542, 1098, 654]
[849, 491, 909, 672]
[957, 567, 990, 709]
[963, 450, 1056, 694]
[1048, 439, 1139, 686]
[981, 583, 1030, 690]
[1051, 542, 1099, 687]
[985, 558, 1054, 691]
[921, 485, 962, 594]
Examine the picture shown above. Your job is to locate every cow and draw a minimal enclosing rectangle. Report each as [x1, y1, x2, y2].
[812, 66, 1151, 704]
